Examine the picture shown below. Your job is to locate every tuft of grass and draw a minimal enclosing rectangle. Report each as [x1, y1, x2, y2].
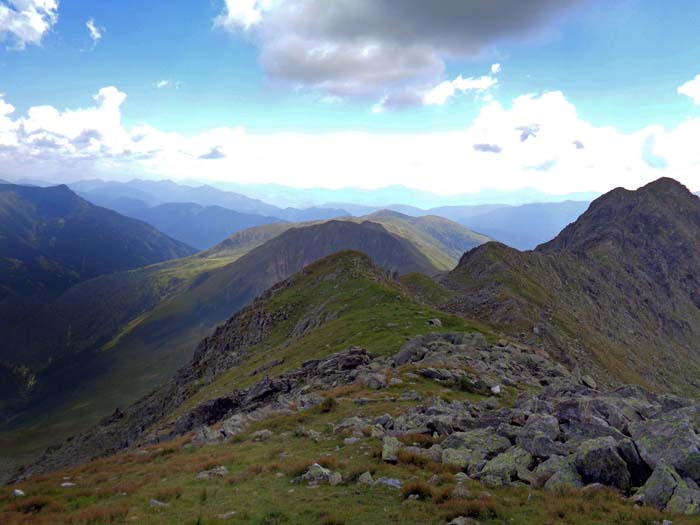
[438, 497, 499, 521]
[401, 480, 435, 501]
[318, 396, 338, 413]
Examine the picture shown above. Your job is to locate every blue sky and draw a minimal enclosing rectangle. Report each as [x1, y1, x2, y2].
[1, 0, 700, 194]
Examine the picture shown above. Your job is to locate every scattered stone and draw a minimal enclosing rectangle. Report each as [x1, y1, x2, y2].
[292, 463, 342, 486]
[490, 385, 502, 395]
[358, 471, 374, 485]
[449, 517, 480, 525]
[12, 489, 25, 497]
[358, 372, 387, 390]
[344, 437, 361, 446]
[455, 472, 470, 482]
[581, 375, 598, 389]
[196, 466, 229, 480]
[60, 482, 76, 487]
[149, 499, 169, 508]
[427, 318, 443, 327]
[399, 390, 421, 402]
[250, 429, 273, 442]
[374, 477, 402, 489]
[215, 511, 237, 520]
[382, 436, 401, 463]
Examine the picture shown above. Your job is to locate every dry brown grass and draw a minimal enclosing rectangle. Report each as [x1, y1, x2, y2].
[64, 504, 130, 524]
[230, 464, 265, 484]
[401, 480, 435, 500]
[5, 495, 65, 515]
[151, 485, 183, 502]
[438, 497, 499, 521]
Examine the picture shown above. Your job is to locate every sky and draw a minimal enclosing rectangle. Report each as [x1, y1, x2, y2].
[1, 0, 700, 195]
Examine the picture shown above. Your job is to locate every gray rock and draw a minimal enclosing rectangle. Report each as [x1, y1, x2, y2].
[374, 477, 402, 489]
[635, 463, 686, 510]
[12, 489, 25, 497]
[250, 429, 273, 442]
[449, 516, 481, 525]
[479, 446, 534, 486]
[581, 375, 597, 389]
[442, 428, 511, 460]
[382, 436, 401, 463]
[328, 471, 343, 486]
[358, 471, 374, 485]
[443, 448, 479, 469]
[535, 455, 583, 490]
[343, 437, 361, 445]
[196, 466, 229, 480]
[399, 390, 422, 402]
[575, 437, 631, 491]
[630, 409, 700, 481]
[359, 372, 387, 390]
[149, 499, 169, 508]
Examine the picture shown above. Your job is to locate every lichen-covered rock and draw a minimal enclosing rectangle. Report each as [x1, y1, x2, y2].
[478, 446, 534, 486]
[535, 455, 583, 491]
[574, 437, 631, 490]
[442, 428, 511, 460]
[382, 436, 401, 463]
[630, 409, 700, 482]
[635, 463, 686, 510]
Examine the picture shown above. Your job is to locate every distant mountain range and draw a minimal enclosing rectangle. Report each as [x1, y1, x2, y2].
[68, 179, 350, 224]
[204, 180, 601, 209]
[126, 203, 284, 250]
[57, 178, 590, 250]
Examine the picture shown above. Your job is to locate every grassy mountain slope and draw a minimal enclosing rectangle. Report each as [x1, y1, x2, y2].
[0, 184, 194, 302]
[0, 221, 440, 474]
[441, 178, 700, 395]
[362, 210, 489, 271]
[19, 251, 488, 477]
[5, 251, 696, 525]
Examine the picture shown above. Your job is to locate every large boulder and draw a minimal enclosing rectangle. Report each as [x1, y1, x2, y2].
[635, 463, 687, 510]
[442, 428, 511, 460]
[574, 437, 631, 491]
[630, 409, 700, 481]
[535, 455, 583, 491]
[478, 446, 534, 487]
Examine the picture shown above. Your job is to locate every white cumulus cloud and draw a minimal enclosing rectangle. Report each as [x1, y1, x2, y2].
[678, 74, 700, 105]
[423, 74, 498, 106]
[0, 0, 58, 49]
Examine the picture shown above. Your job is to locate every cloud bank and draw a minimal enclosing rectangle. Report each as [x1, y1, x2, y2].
[2, 84, 700, 194]
[215, 0, 585, 106]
